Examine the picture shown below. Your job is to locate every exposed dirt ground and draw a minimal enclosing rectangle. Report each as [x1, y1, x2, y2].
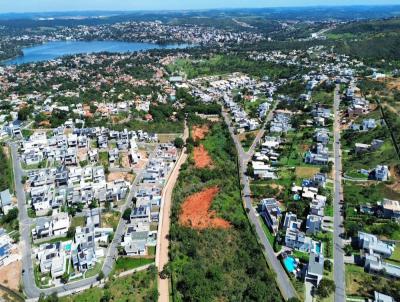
[77, 148, 88, 162]
[192, 125, 209, 141]
[120, 151, 130, 168]
[193, 144, 213, 168]
[388, 166, 400, 193]
[381, 77, 400, 91]
[107, 172, 135, 183]
[0, 258, 21, 291]
[179, 186, 230, 230]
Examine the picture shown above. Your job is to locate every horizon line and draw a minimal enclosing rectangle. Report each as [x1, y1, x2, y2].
[1, 3, 400, 15]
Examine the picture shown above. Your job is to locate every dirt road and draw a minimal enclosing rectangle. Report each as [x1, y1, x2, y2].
[157, 123, 188, 302]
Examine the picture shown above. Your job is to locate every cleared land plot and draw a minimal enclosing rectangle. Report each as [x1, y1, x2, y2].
[192, 124, 209, 141]
[295, 166, 320, 178]
[0, 260, 21, 291]
[179, 186, 230, 230]
[193, 144, 213, 168]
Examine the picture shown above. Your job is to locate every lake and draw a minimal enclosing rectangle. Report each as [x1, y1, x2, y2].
[3, 40, 191, 65]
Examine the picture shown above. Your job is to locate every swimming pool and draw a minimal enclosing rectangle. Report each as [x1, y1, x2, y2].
[313, 242, 322, 254]
[283, 256, 297, 273]
[65, 243, 72, 252]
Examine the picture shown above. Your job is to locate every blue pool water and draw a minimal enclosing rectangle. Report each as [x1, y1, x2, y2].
[65, 243, 72, 252]
[315, 242, 321, 254]
[283, 256, 297, 273]
[3, 40, 191, 65]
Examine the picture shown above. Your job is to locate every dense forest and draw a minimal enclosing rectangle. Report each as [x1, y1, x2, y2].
[168, 120, 282, 302]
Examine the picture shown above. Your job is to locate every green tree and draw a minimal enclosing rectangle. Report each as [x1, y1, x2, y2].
[316, 279, 336, 298]
[97, 271, 105, 281]
[122, 208, 132, 221]
[61, 272, 69, 284]
[66, 226, 76, 239]
[18, 106, 32, 121]
[324, 260, 332, 272]
[174, 137, 184, 149]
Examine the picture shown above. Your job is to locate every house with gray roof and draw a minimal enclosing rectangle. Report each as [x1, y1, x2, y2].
[305, 252, 324, 286]
[358, 232, 394, 258]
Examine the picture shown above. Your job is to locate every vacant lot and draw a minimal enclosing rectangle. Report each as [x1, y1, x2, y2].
[114, 257, 155, 274]
[60, 266, 158, 302]
[192, 124, 209, 141]
[179, 186, 230, 230]
[170, 121, 282, 301]
[345, 264, 400, 300]
[295, 166, 320, 178]
[0, 259, 21, 291]
[193, 144, 213, 168]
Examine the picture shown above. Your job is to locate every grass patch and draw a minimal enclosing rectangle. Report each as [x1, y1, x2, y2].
[345, 264, 400, 300]
[387, 245, 400, 265]
[295, 166, 320, 178]
[85, 261, 103, 278]
[59, 266, 159, 302]
[102, 211, 121, 231]
[239, 131, 258, 152]
[259, 216, 282, 253]
[71, 216, 85, 228]
[114, 257, 155, 273]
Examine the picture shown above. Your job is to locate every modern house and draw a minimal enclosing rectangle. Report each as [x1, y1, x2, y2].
[305, 252, 324, 286]
[358, 232, 394, 258]
[260, 198, 282, 235]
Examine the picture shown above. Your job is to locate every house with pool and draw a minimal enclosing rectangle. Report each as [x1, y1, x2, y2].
[283, 212, 322, 254]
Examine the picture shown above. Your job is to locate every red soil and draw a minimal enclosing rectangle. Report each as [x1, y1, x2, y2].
[193, 144, 212, 168]
[179, 187, 230, 230]
[192, 125, 209, 141]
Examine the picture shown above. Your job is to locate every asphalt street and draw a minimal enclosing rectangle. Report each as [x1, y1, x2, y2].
[221, 109, 298, 301]
[333, 85, 346, 302]
[11, 142, 158, 298]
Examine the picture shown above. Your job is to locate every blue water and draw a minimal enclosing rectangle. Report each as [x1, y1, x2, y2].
[315, 242, 321, 254]
[3, 40, 191, 65]
[283, 256, 297, 273]
[64, 243, 72, 252]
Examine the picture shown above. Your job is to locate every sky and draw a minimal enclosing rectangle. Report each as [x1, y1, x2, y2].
[1, 0, 400, 13]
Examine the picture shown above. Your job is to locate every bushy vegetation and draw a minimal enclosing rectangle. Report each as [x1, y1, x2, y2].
[346, 264, 400, 301]
[167, 54, 308, 80]
[330, 18, 400, 67]
[343, 182, 400, 239]
[0, 146, 13, 192]
[59, 266, 158, 302]
[169, 121, 282, 302]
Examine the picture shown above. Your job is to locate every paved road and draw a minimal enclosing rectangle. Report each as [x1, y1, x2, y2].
[101, 146, 160, 277]
[157, 122, 189, 302]
[332, 85, 346, 302]
[11, 142, 159, 299]
[221, 109, 298, 301]
[11, 143, 40, 298]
